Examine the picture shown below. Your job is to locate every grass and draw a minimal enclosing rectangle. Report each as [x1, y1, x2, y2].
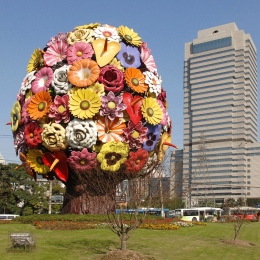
[1, 221, 260, 259]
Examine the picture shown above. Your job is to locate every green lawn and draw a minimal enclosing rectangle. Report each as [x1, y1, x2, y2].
[1, 221, 260, 260]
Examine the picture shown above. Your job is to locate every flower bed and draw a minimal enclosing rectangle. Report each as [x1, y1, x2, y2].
[140, 223, 180, 230]
[34, 221, 97, 230]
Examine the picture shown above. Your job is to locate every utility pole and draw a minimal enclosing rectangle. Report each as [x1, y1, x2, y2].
[48, 180, 52, 214]
[159, 167, 165, 218]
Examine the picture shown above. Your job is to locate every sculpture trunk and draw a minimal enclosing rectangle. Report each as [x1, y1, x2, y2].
[61, 169, 120, 215]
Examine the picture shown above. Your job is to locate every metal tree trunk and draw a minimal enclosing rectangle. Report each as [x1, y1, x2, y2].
[61, 169, 125, 215]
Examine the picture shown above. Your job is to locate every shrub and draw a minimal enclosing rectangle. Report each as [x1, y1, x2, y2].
[12, 214, 108, 224]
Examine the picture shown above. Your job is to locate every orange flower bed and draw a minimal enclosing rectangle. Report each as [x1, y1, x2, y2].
[33, 221, 97, 230]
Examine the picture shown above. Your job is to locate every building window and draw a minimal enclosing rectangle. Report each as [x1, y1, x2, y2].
[192, 37, 232, 54]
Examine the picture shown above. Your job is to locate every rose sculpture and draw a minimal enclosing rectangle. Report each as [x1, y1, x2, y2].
[9, 23, 174, 214]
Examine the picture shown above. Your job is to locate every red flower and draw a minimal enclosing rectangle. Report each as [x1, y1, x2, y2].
[157, 87, 167, 104]
[98, 65, 124, 93]
[24, 122, 43, 148]
[124, 148, 149, 173]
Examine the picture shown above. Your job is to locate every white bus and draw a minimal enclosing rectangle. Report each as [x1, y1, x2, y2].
[0, 214, 20, 220]
[175, 208, 200, 222]
[191, 207, 223, 221]
[175, 207, 223, 222]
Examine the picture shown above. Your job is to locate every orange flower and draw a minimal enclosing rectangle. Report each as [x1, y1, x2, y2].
[124, 68, 148, 93]
[67, 59, 100, 87]
[27, 91, 52, 120]
[96, 117, 126, 143]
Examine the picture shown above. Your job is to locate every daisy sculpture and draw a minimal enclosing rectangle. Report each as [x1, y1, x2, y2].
[9, 23, 175, 214]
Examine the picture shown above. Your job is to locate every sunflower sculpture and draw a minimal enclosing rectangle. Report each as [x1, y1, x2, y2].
[9, 23, 175, 214]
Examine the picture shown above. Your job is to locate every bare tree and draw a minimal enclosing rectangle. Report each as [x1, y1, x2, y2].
[106, 177, 151, 250]
[232, 206, 247, 241]
[102, 155, 172, 250]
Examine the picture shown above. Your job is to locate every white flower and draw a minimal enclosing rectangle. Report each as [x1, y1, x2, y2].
[20, 71, 36, 95]
[143, 71, 162, 97]
[67, 29, 94, 45]
[94, 25, 120, 42]
[65, 118, 97, 149]
[52, 65, 72, 94]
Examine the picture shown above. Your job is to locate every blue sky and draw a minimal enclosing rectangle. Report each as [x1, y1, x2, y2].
[0, 0, 260, 163]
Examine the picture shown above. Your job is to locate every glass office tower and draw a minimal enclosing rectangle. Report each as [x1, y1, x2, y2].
[182, 23, 259, 206]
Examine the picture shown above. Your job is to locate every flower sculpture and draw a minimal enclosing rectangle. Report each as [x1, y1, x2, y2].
[9, 22, 175, 214]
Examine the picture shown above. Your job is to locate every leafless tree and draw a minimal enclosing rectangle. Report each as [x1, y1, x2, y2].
[233, 207, 247, 241]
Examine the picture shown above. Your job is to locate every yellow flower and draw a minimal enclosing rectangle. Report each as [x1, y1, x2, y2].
[97, 141, 129, 172]
[88, 82, 105, 96]
[75, 23, 100, 30]
[27, 149, 50, 174]
[10, 101, 21, 132]
[141, 98, 162, 125]
[25, 90, 33, 101]
[109, 58, 124, 72]
[118, 25, 142, 46]
[69, 88, 101, 119]
[27, 48, 44, 73]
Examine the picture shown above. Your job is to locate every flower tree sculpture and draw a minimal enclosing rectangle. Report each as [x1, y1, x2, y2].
[8, 23, 175, 214]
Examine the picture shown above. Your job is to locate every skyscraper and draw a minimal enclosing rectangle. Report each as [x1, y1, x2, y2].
[174, 22, 260, 206]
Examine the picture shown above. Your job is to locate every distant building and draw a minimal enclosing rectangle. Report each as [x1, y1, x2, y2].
[0, 153, 7, 165]
[173, 22, 260, 206]
[170, 150, 183, 198]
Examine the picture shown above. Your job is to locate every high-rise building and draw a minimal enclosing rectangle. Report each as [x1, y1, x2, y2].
[172, 22, 260, 206]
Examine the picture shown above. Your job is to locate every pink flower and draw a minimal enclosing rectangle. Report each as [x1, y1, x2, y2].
[44, 41, 68, 66]
[100, 91, 126, 120]
[67, 42, 94, 65]
[157, 100, 168, 126]
[31, 67, 54, 94]
[140, 42, 157, 74]
[21, 98, 32, 124]
[13, 126, 27, 155]
[122, 121, 148, 149]
[67, 148, 97, 173]
[46, 32, 68, 46]
[49, 94, 70, 123]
